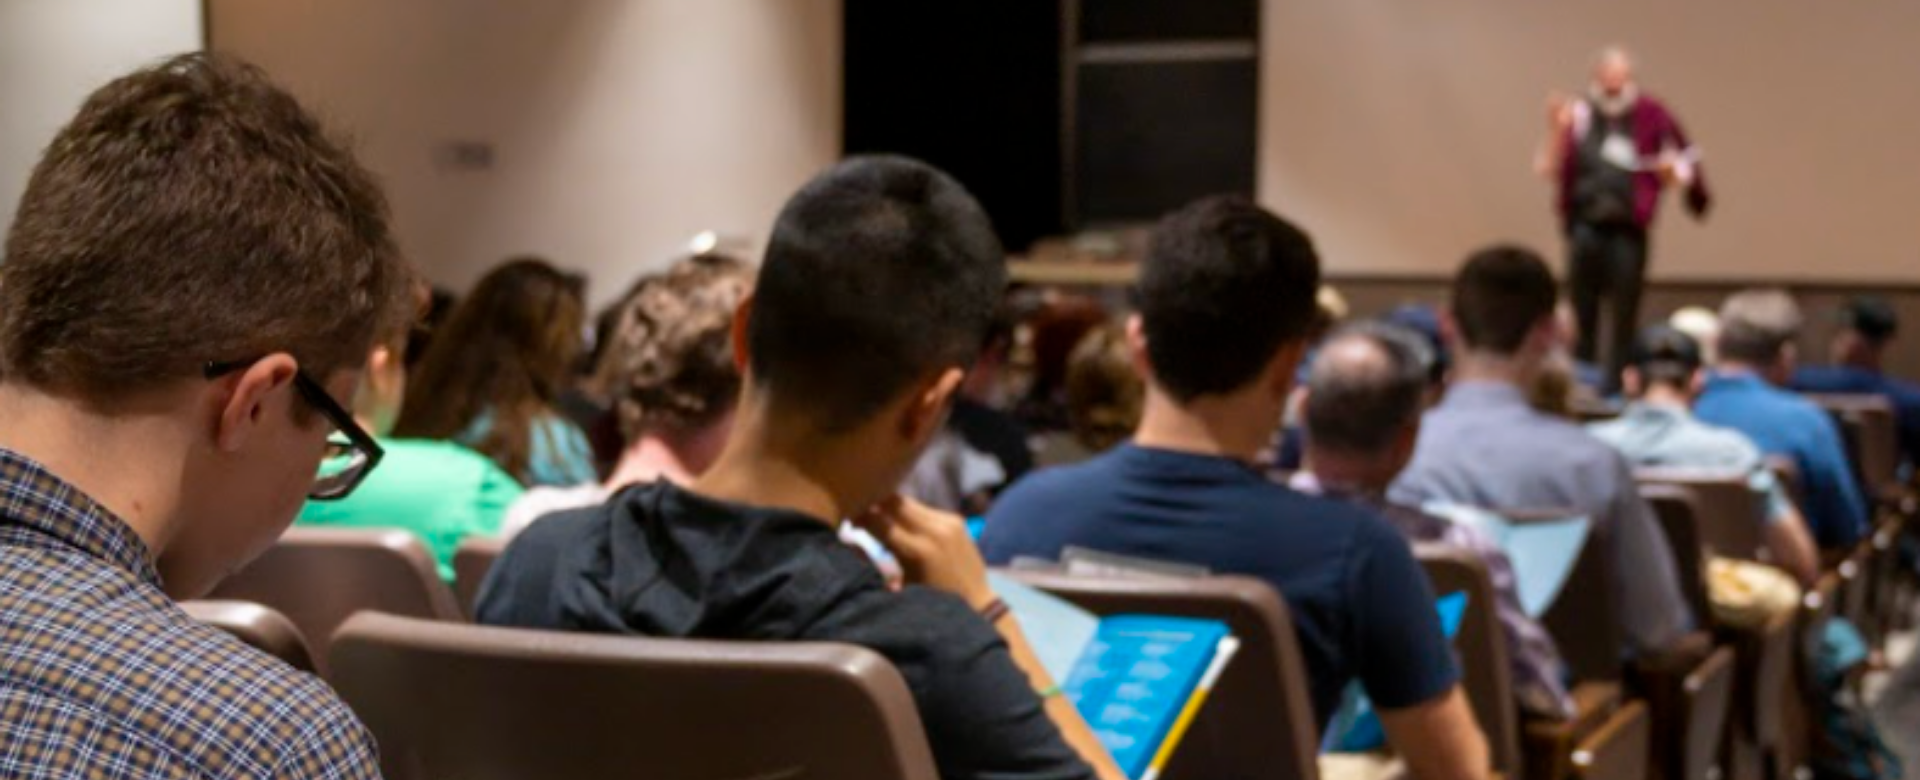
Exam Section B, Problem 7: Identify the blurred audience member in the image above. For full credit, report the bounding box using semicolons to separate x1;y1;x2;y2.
1588;325;1820;585
502;254;752;535
299;285;524;580
1791;296;1920;470
396;257;596;487
1695;290;1867;549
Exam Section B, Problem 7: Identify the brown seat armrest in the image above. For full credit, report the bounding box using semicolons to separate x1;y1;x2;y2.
1570;702;1652;780
1522;682;1622;780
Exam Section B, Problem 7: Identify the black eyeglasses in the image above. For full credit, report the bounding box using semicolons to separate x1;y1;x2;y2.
204;359;384;501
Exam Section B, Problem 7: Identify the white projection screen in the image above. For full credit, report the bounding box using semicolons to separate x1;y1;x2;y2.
0;0;205;240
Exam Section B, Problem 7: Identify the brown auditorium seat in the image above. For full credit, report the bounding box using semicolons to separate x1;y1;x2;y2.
180;600;316;673
453;535;507;618
1411;547;1520;777
1004;570;1319;780
1724;609;1793;780
1634;468;1766;562
1638;484;1715;623
1522;507;1622;685
1804;393;1900;501
1569;701;1651;780
209;527;462;676
330;612;940;780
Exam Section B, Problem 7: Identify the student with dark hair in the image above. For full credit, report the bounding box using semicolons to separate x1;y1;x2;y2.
395;256;597;487
477;156;1123;780
0;53;412;777
501;253;753;535
297;284;525;580
1294;323;1575;720
1791;296;1920;471
981;196;1489;780
1696;290;1868;549
1588;326;1821;585
1391;246;1694;657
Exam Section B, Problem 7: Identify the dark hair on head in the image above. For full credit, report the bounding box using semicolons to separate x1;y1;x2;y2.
1304;323;1433;456
1717;289;1801;365
1;52;413;398
1137;195;1321;401
394;257;585;482
1452;245;1559;355
748;155;1007;432
1627;324;1702;390
598;253;753;443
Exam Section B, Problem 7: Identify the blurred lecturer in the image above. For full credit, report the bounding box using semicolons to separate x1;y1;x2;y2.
1538;45;1712;381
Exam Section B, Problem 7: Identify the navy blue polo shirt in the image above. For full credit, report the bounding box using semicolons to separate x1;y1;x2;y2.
980;444;1459;729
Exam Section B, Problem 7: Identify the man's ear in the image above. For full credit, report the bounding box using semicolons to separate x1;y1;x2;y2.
1621;366;1644;397
1438;311;1465;353
1687;367;1707;397
901;367;965;443
1268;339;1308;398
211;353;300;453
1125;314;1152;377
729;295;755;373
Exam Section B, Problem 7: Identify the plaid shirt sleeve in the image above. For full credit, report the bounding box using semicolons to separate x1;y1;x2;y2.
270;697;382;780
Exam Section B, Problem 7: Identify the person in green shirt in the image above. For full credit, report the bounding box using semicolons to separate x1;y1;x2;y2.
297;296;523;580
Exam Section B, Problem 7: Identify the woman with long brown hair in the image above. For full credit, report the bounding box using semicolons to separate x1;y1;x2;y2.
394;257;596;486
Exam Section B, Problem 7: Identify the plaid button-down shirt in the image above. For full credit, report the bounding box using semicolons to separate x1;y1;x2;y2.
0;448;379;778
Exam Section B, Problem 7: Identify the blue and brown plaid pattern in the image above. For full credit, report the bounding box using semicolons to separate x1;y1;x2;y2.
0;448;379;778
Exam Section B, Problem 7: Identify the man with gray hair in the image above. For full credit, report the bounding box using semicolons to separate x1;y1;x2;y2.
1538;45;1712;380
1293;323;1575;720
1694;289;1867;549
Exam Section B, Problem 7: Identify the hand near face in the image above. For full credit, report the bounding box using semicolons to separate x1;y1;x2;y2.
851;494;994;610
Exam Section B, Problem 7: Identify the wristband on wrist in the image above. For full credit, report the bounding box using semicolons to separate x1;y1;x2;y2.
977;596;1010;625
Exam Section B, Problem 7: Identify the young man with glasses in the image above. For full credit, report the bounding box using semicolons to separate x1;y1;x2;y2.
0;54;412;778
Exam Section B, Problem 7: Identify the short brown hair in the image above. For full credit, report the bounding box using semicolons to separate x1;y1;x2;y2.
1064;324;1143;453
599;254;753;442
1452;245;1558;355
1;53;411;397
1718;289;1802;365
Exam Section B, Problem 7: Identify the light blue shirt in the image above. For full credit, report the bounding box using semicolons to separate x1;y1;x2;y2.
1694;372;1867;549
1587;401;1794;527
1389;381;1694;656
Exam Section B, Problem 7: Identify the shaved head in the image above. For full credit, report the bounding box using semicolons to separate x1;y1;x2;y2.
1593;45;1636;96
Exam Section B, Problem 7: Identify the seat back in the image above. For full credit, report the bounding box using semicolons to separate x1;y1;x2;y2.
331;613;939;780
1005;571;1318;780
210;527;461;675
180;600;316;673
1523;508;1623;684
1806;393;1899;497
1634;468;1766;562
1415;547;1523;776
1637;483;1716;628
453;536;507;618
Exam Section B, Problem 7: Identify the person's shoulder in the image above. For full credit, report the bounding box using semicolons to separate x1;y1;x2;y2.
802;582;1000;665
385;437;519;478
135;609;376;775
990;451;1121;513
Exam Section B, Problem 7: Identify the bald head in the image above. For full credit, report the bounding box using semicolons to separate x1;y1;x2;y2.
1593;46;1636;97
1304;323;1433;458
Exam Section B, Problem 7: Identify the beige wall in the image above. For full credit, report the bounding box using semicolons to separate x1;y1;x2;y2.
210;0;1920;298
209;0;841;305
2;0;203;238
1261;0;1920;283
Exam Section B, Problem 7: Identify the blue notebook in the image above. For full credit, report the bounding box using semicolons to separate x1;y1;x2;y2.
991;574;1239;780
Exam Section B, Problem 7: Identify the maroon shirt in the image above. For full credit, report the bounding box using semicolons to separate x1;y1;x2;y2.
1555;94;1713;229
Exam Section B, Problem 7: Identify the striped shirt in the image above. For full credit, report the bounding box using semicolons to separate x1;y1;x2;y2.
0;447;380;778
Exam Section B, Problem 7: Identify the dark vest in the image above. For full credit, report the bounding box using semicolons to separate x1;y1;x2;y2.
1571;104;1637;227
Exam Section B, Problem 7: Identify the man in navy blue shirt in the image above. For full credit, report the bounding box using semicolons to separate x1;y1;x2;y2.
981;197;1488;780
1791;296;1920;474
1696;290;1867;549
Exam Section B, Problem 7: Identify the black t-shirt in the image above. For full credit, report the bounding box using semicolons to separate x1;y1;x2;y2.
474;482;1093;780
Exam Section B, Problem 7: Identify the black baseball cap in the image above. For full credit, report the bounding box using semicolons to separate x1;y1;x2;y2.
1838;296;1898;344
1628;324;1703;374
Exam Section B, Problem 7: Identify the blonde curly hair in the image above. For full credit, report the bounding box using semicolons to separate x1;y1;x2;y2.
597;253;754;442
